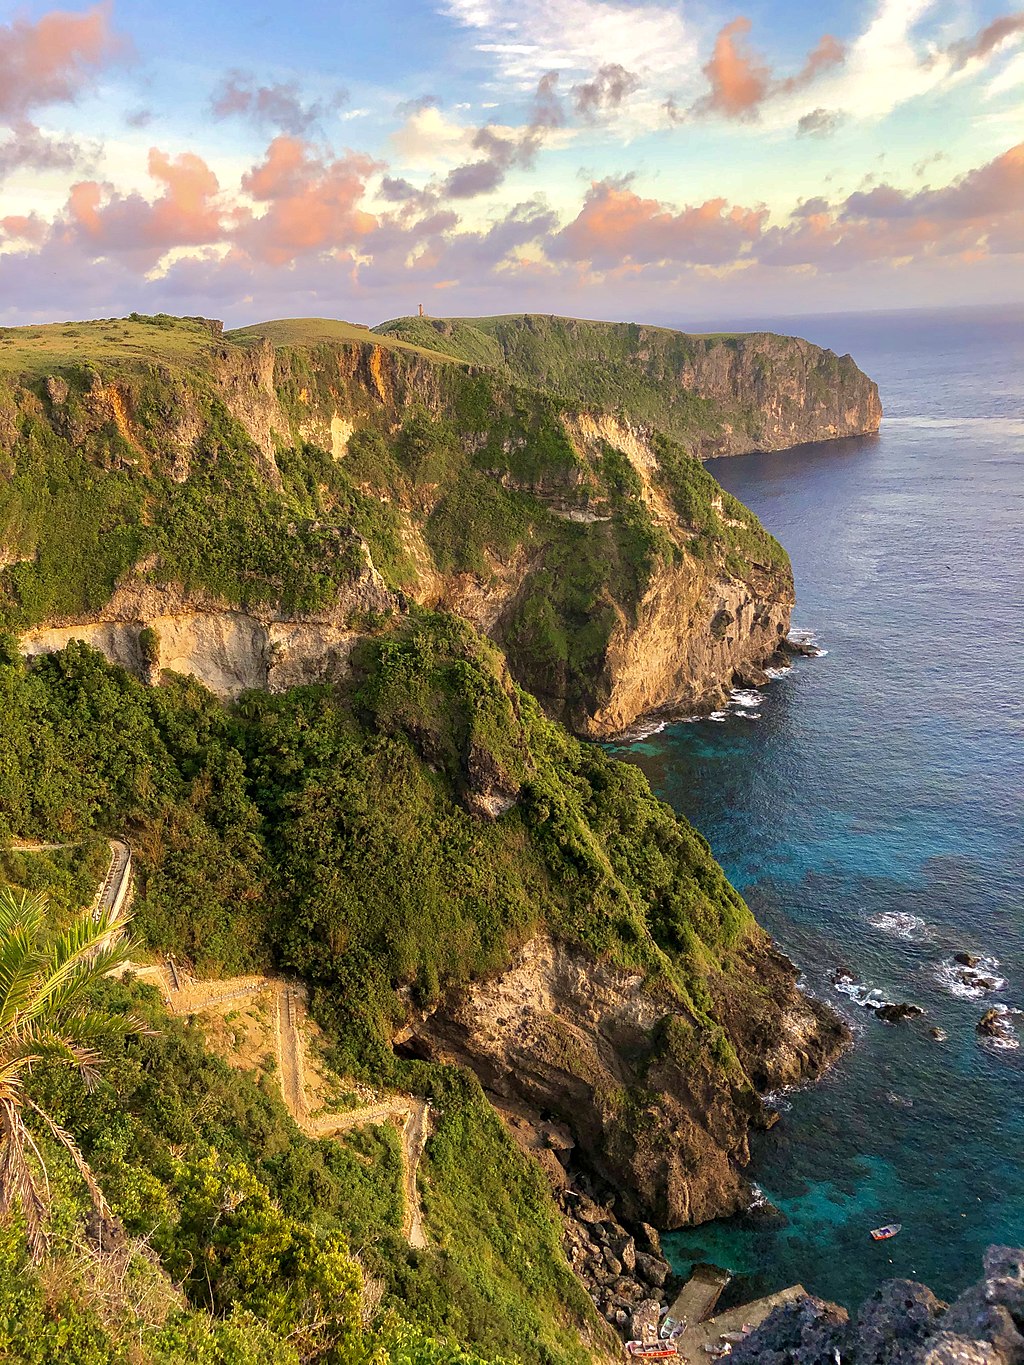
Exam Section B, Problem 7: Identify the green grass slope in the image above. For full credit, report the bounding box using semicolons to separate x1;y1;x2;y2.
374;312;877;458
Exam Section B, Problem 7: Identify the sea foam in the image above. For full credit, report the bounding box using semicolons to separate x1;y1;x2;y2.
868;911;932;942
934;956;1006;999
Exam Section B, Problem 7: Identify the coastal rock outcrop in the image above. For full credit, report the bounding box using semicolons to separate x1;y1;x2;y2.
19;570;400;700
731;1247;1024;1365
406;932;848;1229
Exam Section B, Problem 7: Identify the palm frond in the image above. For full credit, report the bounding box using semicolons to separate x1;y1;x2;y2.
0;1097;48;1261
22;907;135;1024
0;888;48;942
0;885;153;1259
0;926;47;1032
25;1098;109;1220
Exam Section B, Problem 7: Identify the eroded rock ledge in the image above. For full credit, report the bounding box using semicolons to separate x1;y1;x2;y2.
405;933;848;1231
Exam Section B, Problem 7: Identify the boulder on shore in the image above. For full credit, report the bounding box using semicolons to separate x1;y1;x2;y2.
731;1246;1024;1365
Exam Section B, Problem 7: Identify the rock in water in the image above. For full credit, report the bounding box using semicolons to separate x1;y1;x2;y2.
874;1002;926;1023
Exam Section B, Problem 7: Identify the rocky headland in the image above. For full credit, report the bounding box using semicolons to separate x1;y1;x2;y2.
1;311;879;736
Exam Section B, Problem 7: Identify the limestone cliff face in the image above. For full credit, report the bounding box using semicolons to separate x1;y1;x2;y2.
20;567;399;700
578;561;791;738
409;933;848;1229
676;331;883;457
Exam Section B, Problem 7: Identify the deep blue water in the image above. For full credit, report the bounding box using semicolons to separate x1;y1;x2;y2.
607;306;1024;1310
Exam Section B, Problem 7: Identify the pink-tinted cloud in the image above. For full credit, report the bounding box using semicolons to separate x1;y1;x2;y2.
757;143;1024;271
692;17;845;120
552;180;767;267
779;34;845;93
238;136;379;264
843;143;1024;221
65;148;224;261
697;18;771;118
0;3;123;119
946;12;1024;68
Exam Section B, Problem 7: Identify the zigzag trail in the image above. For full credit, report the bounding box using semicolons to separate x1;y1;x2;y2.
120;959;430;1248
11;836;432;1249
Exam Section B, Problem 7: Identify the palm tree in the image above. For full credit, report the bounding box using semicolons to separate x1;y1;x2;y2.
0;886;146;1260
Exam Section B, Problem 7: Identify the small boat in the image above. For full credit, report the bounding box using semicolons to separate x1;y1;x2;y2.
870;1223;902;1241
625;1342;678;1359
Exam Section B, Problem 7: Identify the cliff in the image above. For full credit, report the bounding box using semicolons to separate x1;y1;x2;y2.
408;931;846;1230
0;310;874;735
375;313;883;457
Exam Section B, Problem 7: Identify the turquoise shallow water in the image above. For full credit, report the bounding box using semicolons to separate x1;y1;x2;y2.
605;306;1024;1310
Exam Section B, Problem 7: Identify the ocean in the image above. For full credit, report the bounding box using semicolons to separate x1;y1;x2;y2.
606;305;1024;1309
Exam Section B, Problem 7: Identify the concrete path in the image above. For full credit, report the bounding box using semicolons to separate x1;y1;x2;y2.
7;836;133;927
314;1096;430;1249
667;1264;732;1327
93;839;132;922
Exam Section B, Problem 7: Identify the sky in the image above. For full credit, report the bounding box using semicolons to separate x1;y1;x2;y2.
0;0;1022;328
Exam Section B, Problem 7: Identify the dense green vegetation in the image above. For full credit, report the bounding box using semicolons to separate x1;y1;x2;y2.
0;619;765;1362
374;314;744;449
0;619;752;1028
0;969;530;1364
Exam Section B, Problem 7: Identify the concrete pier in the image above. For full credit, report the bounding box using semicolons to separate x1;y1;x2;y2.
673;1285;807;1363
667;1265;732;1328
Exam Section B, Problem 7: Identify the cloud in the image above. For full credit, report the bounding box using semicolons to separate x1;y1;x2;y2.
945;12;1024;69
842;141;1024;221
395;94;439;118
543;141;1024;284
551;179;767;267
793;196;831;217
211;70;348;135
572;63;641;120
440;0;697;91
238;136;379;264
66;148;224;263
797;107;845;137
778;34;846;93
439;73;567;200
694;18;771;119
379;175;427;203
0;3;124;119
692;17;845;120
0;120;95;181
391;105;480;166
